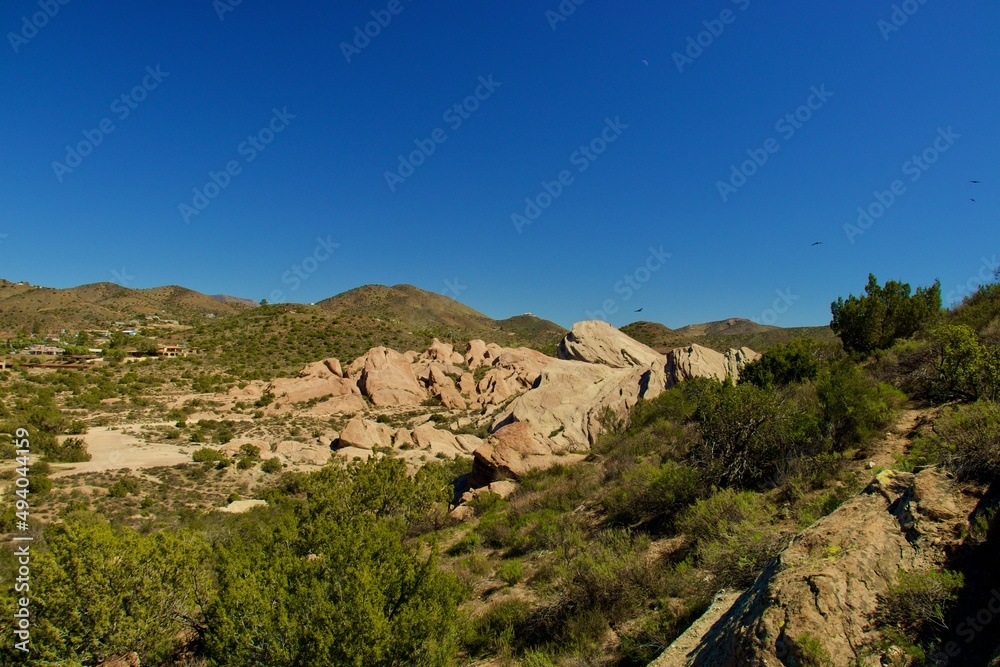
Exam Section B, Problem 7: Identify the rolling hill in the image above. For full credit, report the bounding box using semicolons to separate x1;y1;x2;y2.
622;318;837;353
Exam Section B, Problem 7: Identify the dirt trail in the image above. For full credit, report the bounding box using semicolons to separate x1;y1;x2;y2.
867;403;934;472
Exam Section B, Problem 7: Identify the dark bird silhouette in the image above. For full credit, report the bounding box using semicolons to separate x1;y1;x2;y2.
970;180;981;184
971;198;977;203
811;241;823;246
634;308;643;313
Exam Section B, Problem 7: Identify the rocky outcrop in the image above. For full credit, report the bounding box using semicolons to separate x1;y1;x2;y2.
665;344;759;388
353;347;427;407
337;416;393;450
492;359;664;451
558;320;665;369
652;469;976;667
266;359;363;413
274;440;330;465
471;422;584;485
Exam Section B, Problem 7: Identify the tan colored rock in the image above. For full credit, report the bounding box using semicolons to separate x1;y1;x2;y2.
493;358;664;450
392;428;414;449
652;469;977;667
355;347;426;407
449;504;476;521
458;372;477;396
220;438;268;458
487;480;518;499
471;422;581;485
426;338;454;362
228;380;266;399
274;440;331;466
425;366;467;409
455;434;484;454
338;416;393;450
334;446;374;462
476;369;515;406
558;320;665;368
219;499;268;514
665;344;759;388
465;340;489;368
411;424;466;458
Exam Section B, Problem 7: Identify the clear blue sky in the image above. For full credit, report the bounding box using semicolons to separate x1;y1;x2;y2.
1;0;997;329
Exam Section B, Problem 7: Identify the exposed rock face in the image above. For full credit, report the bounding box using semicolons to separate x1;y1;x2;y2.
492;359;664;451
558;320;665;369
354;347;427;407
471;422;583;485
652;469;976;667
274;440;330;465
337;417;393;450
266;359;362;413
665;344;759;388
423;366;467;409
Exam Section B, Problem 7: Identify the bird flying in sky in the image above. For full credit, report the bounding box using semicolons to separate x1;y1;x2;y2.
634;308;643;312
811;241;823;246
970;180;981;184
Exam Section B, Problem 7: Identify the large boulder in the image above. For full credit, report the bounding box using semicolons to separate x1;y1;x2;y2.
337;416;393;450
558;320;665;368
471;422;581;485
493;358;665;451
665;343;759;388
274;440;330;466
652;469;976;667
353;347;427;407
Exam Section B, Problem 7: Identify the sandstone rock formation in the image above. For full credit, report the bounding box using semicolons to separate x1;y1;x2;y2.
652;469;976;667
665;344;759;388
492;359;664;451
338;416;394;450
351;347;427;407
471;422;584;485
558;320;665;368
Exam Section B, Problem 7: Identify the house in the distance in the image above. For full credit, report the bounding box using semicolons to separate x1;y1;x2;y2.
25;345;65;356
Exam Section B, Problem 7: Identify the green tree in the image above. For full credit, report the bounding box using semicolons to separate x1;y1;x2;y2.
204;458;463;666
2;512;212;666
830;274;941;354
739;338;821;388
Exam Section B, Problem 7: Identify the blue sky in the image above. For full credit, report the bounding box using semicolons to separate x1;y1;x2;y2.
1;0;997;329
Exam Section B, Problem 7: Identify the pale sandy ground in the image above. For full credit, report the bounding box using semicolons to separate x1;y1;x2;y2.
49;427;197;478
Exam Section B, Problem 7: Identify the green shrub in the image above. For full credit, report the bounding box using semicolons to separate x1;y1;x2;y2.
261;457;283;474
678;489;784;587
496;559;523;586
830;274;941;354
876;568;964;641
739;338;820;388
935;401;1000;482
44;437;92;463
191;447;226;463
602;461;701;528
818;362;903;452
108;476;141;498
447;531;481;556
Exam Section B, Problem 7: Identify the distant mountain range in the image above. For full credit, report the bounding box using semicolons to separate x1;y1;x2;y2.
0;278;833;368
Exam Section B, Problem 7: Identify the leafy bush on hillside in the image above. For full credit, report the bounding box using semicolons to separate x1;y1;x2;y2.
831;274;941;354
875;568;963;645
0;512;212;666
739;338;821;389
678;489;785;587
817;361;904;452
602;460;701;528
934;401;1000;482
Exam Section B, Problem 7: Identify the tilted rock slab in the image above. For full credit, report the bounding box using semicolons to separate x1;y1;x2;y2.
558;320;665;369
652;469;975;667
665;344;759;388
